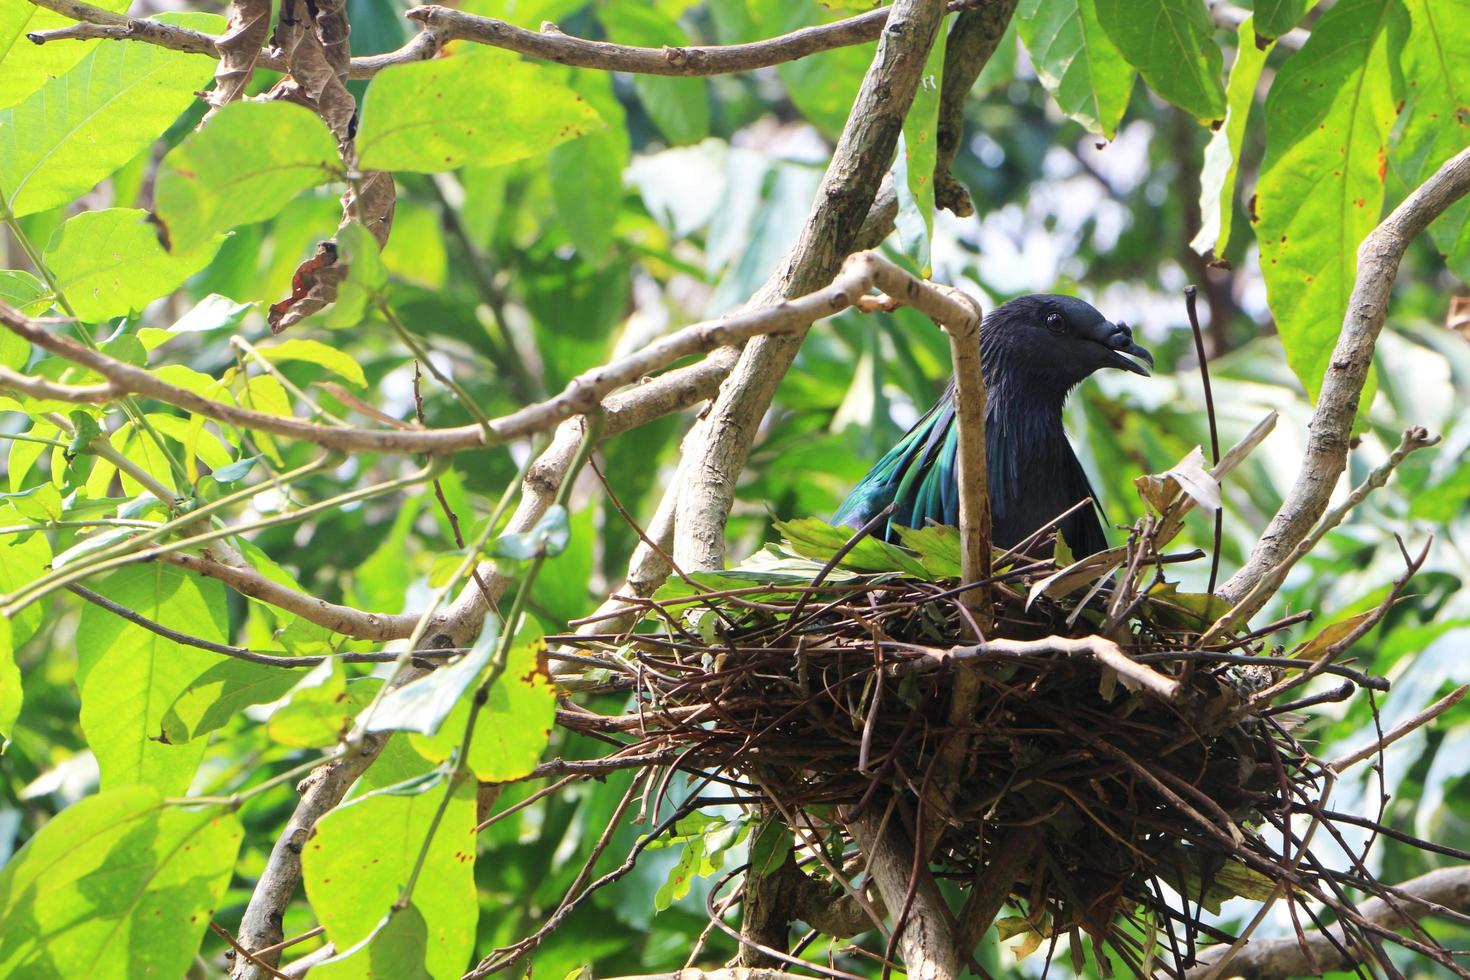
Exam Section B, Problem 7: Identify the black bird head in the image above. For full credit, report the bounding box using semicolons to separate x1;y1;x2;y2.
980;294;1153;401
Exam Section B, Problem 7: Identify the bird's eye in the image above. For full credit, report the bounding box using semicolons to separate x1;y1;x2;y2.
1044;312;1066;335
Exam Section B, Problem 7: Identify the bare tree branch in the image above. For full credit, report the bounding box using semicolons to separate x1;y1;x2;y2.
25;0;986;80
1219;145;1470;605
934;0;1019;217
672;0;957;575
846;808;962;980
230;738;386;979
0;285;860;455
1185;866;1470;979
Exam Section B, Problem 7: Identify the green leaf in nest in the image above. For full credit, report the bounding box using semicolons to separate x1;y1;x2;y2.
773;516;931;578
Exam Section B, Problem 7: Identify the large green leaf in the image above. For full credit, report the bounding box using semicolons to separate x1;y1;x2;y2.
1094;0;1226;124
313;904;433;980
365;618;497;736
0;525;50;646
154;100;341;254
1392;0;1470;281
0;786;241;978
1253;0;1313;40
45;208;222;322
303;754;476;980
1191;17;1271;259
0;0;130;110
75;564;227;794
162;659;302;743
549;69;630;260
0;20;216;218
1255;0;1407;400
0;615;17;748
356;49;604;172
409;638;555;782
1016;0;1134;138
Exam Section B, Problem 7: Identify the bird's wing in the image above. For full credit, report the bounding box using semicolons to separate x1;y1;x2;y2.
1053;443;1109;558
832;389;957;538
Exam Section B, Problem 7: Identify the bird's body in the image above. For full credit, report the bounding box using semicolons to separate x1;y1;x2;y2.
833;294;1152;558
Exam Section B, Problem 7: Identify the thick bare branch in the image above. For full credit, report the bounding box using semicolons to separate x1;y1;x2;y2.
934;0;1019;217
230;738;385;979
1186;866;1470;979
846;808;962;980
673;0;955;575
1220;146;1470;604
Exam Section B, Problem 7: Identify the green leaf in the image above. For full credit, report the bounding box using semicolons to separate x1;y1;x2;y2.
0;269;50;320
266;660;352;747
0;786;242;978
1094;0;1226;124
0;0;131;110
138;292;253;350
303;775;476;980
1191;17;1270;259
0;615;18;748
0;27;216;218
154;100;341;254
1;482;62;522
326;221;387;328
75;564;226;793
313;904;433;980
1255;0;1407;401
366;618;498;736
44;208;222;322
549;70;629;259
774;516;931;577
409;639;555;781
254;337;369;388
1016;0;1135;138
1392;0;1470;281
748;818;794;880
893;25;946;277
356;49;604;172
162;659;302;743
0;520;58;644
488;504;571;561
1254;0;1313;40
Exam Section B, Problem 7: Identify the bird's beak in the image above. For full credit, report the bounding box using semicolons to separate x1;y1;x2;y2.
1087;320;1153;377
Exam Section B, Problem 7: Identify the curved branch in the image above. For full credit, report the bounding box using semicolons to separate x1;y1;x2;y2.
1185;866;1470;979
1219;145;1470;604
0;284;852;455
26;0;983;80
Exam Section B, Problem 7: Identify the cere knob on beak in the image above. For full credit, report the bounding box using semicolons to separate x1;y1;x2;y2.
1102;320;1154;376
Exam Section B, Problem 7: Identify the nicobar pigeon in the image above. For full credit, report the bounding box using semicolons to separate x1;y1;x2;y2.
832;295;1153;559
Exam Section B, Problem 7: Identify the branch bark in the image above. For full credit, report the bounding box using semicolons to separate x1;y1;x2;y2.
230;738;385;979
25;0;984;80
1219;145;1470;605
846;808;963;980
1184;866;1470;979
934;0;1019;217
673;0;957;575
